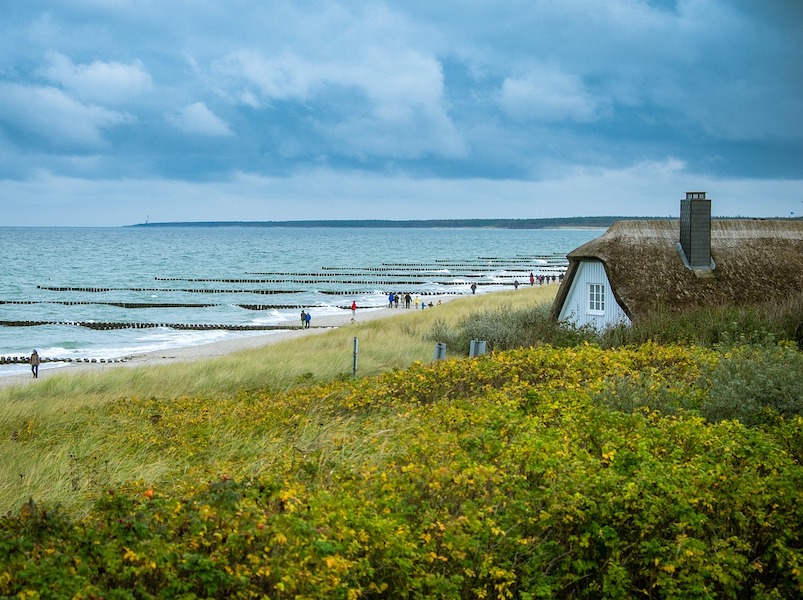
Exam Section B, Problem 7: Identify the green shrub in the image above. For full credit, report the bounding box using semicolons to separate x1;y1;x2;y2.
701;344;803;426
609;299;803;349
425;303;596;354
1;344;802;598
427;297;803;355
590;343;803;429
591;373;704;416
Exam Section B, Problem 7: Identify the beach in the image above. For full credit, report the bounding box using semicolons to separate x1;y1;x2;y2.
0;227;593;369
0;303;427;388
0;226;593;390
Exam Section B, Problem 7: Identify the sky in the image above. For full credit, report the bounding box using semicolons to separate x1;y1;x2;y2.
1;0;801;227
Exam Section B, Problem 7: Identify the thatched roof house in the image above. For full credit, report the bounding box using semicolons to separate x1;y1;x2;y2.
551;194;803;328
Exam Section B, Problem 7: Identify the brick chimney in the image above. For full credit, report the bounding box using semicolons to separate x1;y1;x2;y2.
679;192;712;268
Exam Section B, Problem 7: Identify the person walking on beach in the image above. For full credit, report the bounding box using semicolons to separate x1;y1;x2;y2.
470;282;477;294
394;293;400;308
30;349;40;378
351;301;357;318
529;272;535;286
305;311;311;328
404;293;411;309
388;292;394;308
513;279;519;290
300;310;306;328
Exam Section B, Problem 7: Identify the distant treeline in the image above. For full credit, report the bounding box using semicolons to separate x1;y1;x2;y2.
129;217;659;229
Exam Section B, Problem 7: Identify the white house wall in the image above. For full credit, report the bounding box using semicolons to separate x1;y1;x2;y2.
558;260;630;329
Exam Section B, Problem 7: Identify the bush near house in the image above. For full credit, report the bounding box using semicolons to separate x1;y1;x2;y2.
426;296;803;352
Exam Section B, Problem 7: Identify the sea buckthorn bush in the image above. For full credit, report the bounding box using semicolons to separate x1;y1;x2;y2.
702;343;803;426
426;297;803;354
427;303;595;354
2;343;802;598
590;342;803;427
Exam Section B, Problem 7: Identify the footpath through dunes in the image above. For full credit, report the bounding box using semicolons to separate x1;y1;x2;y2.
0;285;561;391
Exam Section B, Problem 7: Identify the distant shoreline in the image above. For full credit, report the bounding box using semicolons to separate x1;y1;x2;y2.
127;217;648;229
128;216;795;229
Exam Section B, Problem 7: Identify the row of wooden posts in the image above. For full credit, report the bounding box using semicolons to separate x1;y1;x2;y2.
0;320;335;331
36;283;541;293
0;355;127;364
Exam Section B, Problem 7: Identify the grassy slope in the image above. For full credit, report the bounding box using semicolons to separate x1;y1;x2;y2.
2;334;800;597
2;284;801;597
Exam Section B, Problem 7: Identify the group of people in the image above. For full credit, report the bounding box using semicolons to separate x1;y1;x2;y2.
386;292;409;308
299;295;436;329
295;273;566;331
529;272;562;285
471;272;563;294
386;292;439;310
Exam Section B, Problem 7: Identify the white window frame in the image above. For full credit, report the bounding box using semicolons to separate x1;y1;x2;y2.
587;283;605;315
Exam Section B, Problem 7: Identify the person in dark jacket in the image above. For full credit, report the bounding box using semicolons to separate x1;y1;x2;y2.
30;349;40;378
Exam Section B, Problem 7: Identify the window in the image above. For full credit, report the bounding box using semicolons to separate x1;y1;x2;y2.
588;283;605;314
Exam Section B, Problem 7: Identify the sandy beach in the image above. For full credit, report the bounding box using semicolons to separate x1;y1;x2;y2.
0;302;440;388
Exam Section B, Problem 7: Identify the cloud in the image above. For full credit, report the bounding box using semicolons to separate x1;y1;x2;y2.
0;82;133;148
496;66;600;122
211;51;317;102
210;47;464;159
0;1;800;224
320;50;466;159
38;53;153;104
167;102;233;137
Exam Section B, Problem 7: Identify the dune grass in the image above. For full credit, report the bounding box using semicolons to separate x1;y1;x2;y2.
0;286;558;514
0;286;558;405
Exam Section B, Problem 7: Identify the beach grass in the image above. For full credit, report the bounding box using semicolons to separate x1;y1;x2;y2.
0;286;558;404
0;286;558;514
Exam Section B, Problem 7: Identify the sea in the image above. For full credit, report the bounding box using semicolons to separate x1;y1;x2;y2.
0;226;603;377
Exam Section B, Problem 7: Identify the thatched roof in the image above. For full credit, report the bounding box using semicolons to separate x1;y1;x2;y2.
551;219;803;321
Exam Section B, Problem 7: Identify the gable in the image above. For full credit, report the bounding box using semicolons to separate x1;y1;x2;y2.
556;259;630;328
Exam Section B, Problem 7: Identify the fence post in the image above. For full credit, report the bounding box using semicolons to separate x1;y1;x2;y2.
352;337;359;376
469;339;488;357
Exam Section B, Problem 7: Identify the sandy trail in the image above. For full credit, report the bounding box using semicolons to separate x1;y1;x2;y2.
0;301;442;388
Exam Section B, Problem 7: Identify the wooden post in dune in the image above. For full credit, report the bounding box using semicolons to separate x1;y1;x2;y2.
352;337;359;377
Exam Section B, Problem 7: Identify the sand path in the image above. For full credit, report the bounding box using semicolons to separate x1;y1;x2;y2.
0;302;442;388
